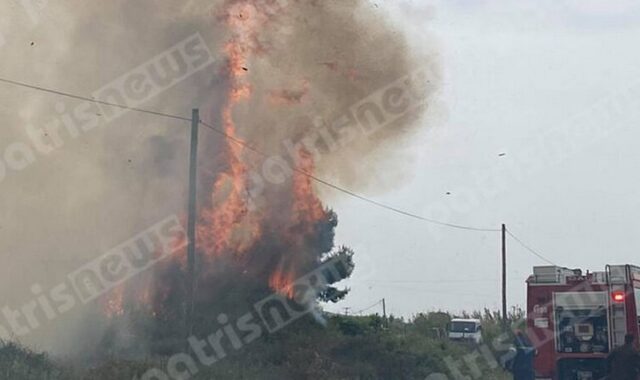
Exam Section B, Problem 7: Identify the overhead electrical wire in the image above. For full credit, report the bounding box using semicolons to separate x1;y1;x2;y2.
353;299;383;315
0;76;500;233
198;122;500;232
0;77;563;289
505;228;557;266
0;77;192;123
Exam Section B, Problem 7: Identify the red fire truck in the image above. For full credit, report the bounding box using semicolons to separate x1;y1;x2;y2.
526;264;640;380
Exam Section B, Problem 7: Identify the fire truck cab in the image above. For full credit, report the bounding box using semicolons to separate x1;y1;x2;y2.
526;264;640;380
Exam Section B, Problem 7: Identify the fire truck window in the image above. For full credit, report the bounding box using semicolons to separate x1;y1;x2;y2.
556;307;609;354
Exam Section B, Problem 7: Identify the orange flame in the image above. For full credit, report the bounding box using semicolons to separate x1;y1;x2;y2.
291;148;326;224
197;1;276;259
269;268;296;298
103;1;334;319
268;148;327;295
103;285;125;318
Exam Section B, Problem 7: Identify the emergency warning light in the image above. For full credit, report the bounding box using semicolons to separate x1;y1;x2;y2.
611;291;625;303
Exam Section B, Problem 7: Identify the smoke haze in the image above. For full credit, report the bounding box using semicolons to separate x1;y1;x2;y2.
0;0;439;355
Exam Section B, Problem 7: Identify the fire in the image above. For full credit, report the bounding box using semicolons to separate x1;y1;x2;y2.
103;1;334;319
103;285;125;318
197;1;274;259
269;80;310;106
268;149;328;295
200;1;328;294
291;148;326;224
269;268;296;298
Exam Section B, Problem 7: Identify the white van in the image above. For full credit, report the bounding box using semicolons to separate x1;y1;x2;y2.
448;318;482;344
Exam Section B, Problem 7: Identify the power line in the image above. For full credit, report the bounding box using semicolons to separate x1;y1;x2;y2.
0;75;566;313
199;119;500;232
0;77;192;123
354;299;383;315
0;76;499;233
373;285;494;299
505;228;557;266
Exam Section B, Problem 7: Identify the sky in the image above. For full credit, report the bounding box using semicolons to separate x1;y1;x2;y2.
325;0;640;317
2;1;640;347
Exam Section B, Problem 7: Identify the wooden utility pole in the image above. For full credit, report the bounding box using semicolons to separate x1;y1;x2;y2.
501;223;507;329
187;108;199;335
382;298;387;320
382;298;387;328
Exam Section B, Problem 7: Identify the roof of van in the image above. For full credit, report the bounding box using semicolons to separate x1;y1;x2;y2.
451;318;481;323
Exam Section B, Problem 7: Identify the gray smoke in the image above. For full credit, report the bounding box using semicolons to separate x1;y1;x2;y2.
0;0;439;356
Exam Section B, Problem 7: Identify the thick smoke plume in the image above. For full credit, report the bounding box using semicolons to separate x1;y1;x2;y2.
0;0;439;357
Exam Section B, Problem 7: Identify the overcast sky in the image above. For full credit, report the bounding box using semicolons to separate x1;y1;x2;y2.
325;0;640;317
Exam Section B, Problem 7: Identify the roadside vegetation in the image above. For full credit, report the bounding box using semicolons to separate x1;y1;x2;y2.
0;309;523;379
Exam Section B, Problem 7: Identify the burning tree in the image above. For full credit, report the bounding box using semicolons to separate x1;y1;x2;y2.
88;0;437;358
98;0;359;355
100;209;355;355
